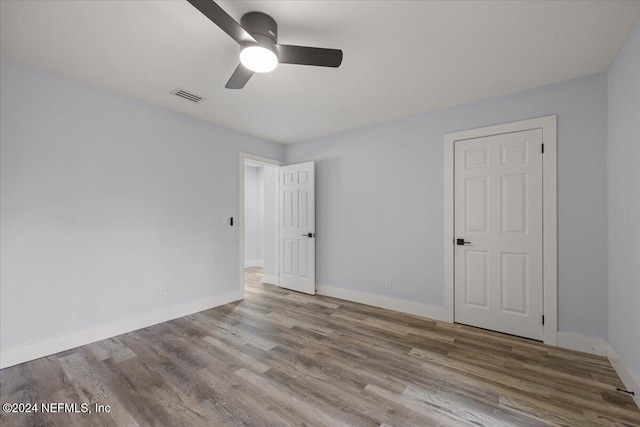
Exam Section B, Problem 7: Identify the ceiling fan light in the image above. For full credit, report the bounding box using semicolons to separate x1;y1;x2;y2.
239;45;278;73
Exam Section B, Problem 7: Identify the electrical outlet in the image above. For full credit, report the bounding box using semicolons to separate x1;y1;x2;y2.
385;278;392;289
159;287;167;299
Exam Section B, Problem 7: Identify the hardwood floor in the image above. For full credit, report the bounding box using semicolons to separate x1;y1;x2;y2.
1;267;638;426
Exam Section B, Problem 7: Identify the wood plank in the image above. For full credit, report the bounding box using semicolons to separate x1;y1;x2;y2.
0;267;637;426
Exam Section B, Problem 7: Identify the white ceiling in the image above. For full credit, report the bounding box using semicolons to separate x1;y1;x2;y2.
2;1;639;144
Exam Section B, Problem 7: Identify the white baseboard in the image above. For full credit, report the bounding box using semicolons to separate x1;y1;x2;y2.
317;286;612;358
0;290;244;369
244;260;264;268
262;274;278;285
556;332;607;356
316;284;448;321
607;343;640;408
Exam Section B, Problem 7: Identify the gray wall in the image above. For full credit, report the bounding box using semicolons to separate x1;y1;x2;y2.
0;54;616;350
0;59;285;350
607;22;640;383
244;165;263;263
287;73;608;340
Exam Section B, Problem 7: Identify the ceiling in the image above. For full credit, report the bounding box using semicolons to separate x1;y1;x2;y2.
2;1;639;144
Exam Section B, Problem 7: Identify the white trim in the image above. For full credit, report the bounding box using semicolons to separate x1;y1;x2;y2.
607;343;640;408
443;133;455;323
444;115;558;346
0;290;243;369
317;285;448;321
262;274;278;285
541;116;558;346
239;153;283;296
244;260;264;268
556;332;606;356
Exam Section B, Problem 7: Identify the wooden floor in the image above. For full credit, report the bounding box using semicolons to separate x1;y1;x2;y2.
1;268;638;426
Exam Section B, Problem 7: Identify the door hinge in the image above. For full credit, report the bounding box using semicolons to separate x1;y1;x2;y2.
541;144;544;153
542;315;545;325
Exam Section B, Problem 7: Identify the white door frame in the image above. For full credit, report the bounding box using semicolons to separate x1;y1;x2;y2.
238;153;283;297
444;115;557;346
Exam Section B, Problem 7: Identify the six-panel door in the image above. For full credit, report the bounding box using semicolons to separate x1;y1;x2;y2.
279;161;316;295
454;129;543;340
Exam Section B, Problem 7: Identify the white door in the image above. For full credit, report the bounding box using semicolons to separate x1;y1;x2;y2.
279;162;315;294
454;129;543;340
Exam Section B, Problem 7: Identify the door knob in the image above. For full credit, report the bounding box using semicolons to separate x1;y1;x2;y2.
456;238;471;246
302;233;315;238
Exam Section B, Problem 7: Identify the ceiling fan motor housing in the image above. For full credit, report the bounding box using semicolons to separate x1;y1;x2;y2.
241;12;278;55
186;0;343;88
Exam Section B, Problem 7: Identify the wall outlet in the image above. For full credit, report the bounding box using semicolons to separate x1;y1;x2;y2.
159;286;167;299
385;278;393;289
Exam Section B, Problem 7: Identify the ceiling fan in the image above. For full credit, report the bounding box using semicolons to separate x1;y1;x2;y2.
187;0;343;89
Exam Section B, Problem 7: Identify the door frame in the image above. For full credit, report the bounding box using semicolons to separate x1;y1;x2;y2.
444;115;557;346
238;153;283;297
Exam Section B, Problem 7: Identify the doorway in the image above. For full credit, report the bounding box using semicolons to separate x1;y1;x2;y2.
243;158;279;291
238;153;317;297
444;116;558;345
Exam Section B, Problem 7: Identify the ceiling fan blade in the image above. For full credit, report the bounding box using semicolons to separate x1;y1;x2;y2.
187;0;256;45
277;45;343;68
225;64;254;89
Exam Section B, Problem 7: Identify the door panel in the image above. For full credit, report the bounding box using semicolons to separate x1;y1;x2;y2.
501;252;528;314
465;250;489;308
465;177;488;233
283;239;293;275
283;192;293;227
501;174;528;234
454;129;543;340
298;190;308;227
279;162;315;295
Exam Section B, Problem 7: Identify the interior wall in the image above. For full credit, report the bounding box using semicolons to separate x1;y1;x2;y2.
0;50;622;355
0;58;285;351
244;165;264;265
286;72;608;340
262;166;279;282
607;22;640;385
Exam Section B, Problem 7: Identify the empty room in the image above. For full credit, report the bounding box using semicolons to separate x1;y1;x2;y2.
1;0;639;426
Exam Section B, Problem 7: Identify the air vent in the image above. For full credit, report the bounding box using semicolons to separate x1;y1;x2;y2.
171;88;205;103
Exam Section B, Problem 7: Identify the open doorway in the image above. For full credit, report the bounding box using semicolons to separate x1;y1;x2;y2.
239;153;316;296
243;157;279;292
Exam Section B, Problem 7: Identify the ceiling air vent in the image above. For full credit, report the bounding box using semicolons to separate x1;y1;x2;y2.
171;88;205;103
